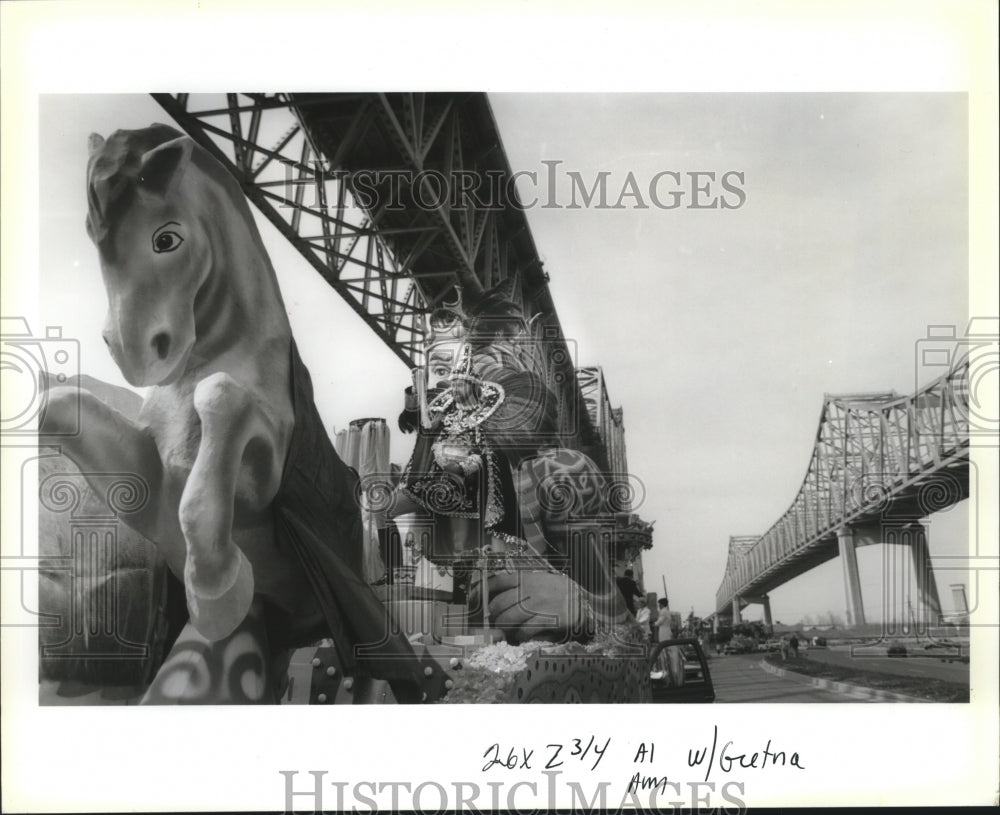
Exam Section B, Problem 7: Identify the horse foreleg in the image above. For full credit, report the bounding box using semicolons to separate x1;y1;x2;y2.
179;373;284;642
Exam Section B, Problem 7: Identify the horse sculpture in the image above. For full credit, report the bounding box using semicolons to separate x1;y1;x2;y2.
39;123;445;703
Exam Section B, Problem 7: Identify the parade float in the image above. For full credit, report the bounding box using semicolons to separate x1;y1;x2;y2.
36;100;694;706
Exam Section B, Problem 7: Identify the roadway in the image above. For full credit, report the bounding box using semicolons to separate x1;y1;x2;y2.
708;653;875;703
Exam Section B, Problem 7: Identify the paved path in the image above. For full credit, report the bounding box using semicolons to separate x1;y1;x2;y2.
708;653;875;703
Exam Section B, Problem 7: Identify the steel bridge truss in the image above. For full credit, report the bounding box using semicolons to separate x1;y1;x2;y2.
717;360;971;614
154;94;418;364
154;93;594;448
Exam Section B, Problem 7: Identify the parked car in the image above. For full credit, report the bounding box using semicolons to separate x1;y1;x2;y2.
722;636;756;655
923;640;969;663
649;638;715;703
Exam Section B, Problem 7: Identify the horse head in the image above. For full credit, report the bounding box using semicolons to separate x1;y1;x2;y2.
86;124;266;387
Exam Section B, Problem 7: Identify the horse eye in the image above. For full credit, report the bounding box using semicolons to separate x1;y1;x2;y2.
152;231;183;253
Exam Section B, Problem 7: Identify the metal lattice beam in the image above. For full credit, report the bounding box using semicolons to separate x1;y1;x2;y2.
153;92;426;365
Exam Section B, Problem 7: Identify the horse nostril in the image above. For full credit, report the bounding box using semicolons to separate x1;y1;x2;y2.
102;333;110;347
152;332;171;361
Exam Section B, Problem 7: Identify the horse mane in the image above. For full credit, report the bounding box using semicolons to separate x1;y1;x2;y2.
85;123;185;253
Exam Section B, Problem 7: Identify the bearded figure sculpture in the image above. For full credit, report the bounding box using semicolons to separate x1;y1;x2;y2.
389;282;632;644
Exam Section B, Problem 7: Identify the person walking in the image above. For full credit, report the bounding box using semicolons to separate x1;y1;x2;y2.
653;598;671;642
789;634;799;658
653;599;684;687
635;597;652;640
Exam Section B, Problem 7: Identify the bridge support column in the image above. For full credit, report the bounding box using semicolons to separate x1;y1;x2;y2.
908;525;942;627
732;596;742;624
761;595;773;632
837;526;866;627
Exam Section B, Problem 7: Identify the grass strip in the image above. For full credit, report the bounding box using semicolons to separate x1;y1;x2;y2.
763;654;969;703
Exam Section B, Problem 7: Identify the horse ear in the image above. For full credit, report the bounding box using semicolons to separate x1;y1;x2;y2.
88;133;105;155
138;136;193;194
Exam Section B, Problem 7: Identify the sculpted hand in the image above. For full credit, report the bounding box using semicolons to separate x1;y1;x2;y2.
471;570;593;644
450;377;481;410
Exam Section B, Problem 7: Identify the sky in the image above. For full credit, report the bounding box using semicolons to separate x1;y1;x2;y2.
37;92;971;624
